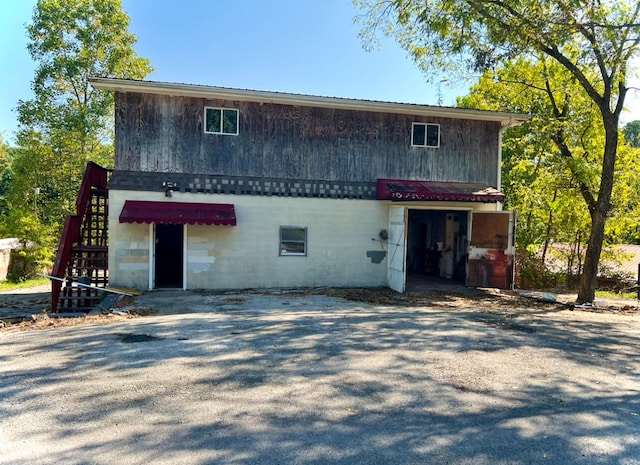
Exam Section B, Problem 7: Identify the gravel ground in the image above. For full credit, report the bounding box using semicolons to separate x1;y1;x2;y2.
1;287;639;464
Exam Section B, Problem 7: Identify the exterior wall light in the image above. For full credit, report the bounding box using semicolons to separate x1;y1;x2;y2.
163;181;177;197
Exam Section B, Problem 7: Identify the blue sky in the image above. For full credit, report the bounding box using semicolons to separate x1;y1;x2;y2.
1;0;638;144
0;0;460;144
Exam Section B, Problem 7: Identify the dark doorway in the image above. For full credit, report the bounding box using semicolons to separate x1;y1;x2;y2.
155;224;183;289
406;209;469;285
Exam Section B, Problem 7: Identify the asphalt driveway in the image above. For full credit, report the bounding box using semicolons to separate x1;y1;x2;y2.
1;290;639;464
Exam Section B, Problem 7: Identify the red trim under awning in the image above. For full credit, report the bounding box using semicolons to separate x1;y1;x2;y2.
377;179;505;203
119;201;237;225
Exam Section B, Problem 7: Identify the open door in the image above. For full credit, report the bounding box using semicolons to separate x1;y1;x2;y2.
388;206;407;292
468;211;515;289
154;223;184;289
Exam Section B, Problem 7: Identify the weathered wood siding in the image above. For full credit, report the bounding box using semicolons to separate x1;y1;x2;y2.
115;92;501;185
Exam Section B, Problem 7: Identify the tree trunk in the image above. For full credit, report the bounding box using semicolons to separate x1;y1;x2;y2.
577;206;606;303
576;114;619;303
541;188;557;265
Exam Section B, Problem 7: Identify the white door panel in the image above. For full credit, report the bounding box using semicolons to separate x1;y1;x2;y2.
388;206;407;293
468;211;515;289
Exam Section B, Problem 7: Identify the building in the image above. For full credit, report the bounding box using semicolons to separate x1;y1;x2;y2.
0;238;23;281
52;78;528;312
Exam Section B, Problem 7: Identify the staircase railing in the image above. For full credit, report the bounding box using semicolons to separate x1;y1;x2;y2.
51;162;110;313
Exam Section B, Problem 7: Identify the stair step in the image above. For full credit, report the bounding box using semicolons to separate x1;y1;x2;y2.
59;304;102;310
54;309;95;315
60;293;103;299
60;288;105;294
61;284;106;289
72;245;108;252
61;285;106;291
71;265;109;275
63;274;107;278
52;162;110;314
68;269;108;273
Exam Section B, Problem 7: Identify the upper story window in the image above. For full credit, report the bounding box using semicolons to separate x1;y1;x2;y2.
411;122;440;148
205;107;239;135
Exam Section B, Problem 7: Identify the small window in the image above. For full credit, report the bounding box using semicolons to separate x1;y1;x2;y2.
412;122;440;148
204;107;239;135
280;227;307;256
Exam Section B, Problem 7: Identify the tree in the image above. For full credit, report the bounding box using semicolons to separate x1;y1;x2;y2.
624;120;640;147
14;0;152;221
0;136;12;219
2;209;55;282
355;0;640;302
4;0;152;280
19;0;152;141
459;59;640;285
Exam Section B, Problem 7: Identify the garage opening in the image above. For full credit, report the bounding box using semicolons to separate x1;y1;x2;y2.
154;224;184;289
406;209;469;289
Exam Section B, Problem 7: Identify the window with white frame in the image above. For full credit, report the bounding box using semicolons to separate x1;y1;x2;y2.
279;226;307;256
411;122;440;148
204;107;239;135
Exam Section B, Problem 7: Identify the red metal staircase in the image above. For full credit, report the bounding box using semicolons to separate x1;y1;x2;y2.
51;162;110;313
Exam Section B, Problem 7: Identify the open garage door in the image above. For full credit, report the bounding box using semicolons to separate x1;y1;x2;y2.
388;206;407;293
468;211;515;289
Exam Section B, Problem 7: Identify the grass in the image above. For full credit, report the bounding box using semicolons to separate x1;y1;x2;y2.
0;277;49;292
595;290;638;300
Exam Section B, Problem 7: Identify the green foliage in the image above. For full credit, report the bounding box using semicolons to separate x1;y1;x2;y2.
606;143;640;244
2;0;152;280
19;0;152;139
0;137;12;218
355;0;640;301
8;130;76;227
458;59;640;286
623;120;640;148
6;0;151;239
515;247;558;290
3;210;55;282
355;0;639;96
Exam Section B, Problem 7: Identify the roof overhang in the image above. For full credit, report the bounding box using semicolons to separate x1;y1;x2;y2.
89;77;530;127
377;179;505;203
119;201;237;225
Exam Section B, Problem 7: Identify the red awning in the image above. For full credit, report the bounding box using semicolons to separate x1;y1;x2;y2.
377;179;505;203
119;201;237;225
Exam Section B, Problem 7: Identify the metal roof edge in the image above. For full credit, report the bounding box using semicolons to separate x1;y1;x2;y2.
89;77;530;127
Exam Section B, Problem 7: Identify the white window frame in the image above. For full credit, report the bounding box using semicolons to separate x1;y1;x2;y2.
204;107;239;135
279;226;307;256
411;122;440;148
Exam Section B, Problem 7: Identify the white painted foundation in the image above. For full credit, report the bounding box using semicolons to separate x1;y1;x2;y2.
108;190;500;291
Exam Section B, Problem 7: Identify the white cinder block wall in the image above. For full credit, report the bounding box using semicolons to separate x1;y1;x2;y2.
108;190;390;290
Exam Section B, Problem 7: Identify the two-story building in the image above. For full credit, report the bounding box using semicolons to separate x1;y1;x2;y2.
86;77;527;294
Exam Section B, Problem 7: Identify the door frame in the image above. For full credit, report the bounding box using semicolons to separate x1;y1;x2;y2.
149;223;188;290
388;205;481;293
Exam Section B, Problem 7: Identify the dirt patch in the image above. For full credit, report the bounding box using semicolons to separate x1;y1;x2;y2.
0;309;147;333
0;286;152;333
1;285;638;333
316;287;640;316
